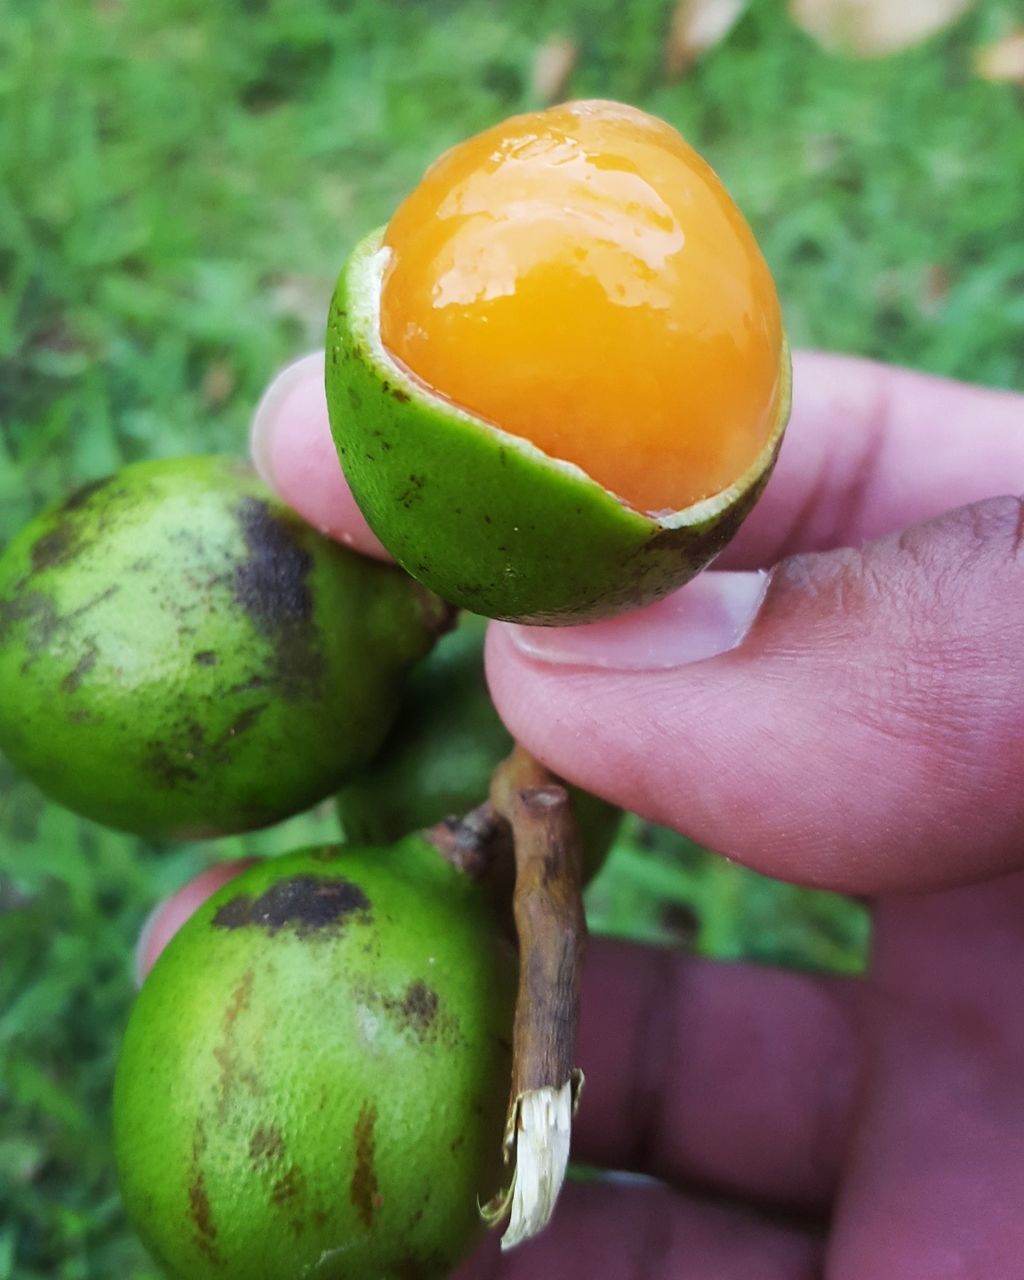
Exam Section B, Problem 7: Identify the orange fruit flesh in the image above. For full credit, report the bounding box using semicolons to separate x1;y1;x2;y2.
380;100;783;516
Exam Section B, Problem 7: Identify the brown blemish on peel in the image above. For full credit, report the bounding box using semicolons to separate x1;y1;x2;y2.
30;524;77;573
350;1103;382;1229
59;476;112;513
249;1125;285;1162
189;1172;219;1262
374;979;459;1047
232;498;313;628
61;644;97;694
224;969;255;1027
271;1164;306;1207
230;498;325;700
212;875;371;936
393;981;438;1036
213;970;261;1115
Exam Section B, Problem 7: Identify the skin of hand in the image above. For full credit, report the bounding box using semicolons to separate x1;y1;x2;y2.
139;351;1024;1279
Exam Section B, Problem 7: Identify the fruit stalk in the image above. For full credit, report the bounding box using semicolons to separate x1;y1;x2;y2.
483;746;586;1249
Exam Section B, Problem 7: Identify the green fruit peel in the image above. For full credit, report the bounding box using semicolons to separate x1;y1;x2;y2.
0;456;448;837
326;227;792;625
115;841;516;1280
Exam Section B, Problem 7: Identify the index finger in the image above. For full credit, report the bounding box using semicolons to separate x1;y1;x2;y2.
249;349;1024;565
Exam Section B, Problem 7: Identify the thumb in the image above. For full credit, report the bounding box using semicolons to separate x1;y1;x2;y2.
486;496;1024;895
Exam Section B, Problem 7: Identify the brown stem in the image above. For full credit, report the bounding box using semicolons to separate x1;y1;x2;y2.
478;745;587;1248
490;746;587;1101
424;745;587;1245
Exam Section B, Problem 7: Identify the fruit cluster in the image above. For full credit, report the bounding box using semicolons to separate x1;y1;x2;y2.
0;100;787;1279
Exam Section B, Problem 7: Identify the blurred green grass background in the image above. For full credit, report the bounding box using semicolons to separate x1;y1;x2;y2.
1;0;1022;1274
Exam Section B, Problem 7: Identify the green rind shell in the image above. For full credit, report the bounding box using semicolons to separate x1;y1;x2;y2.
337;612;621;881
114;841;516;1280
326;227;792;625
0;456;447;837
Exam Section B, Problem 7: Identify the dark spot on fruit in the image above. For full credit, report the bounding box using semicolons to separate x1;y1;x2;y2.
59;476;111;512
61;644;97;694
392;387;410;403
231;497;323;700
396;981;438;1034
271;1164;306;1206
189;1172;218;1258
145;741;201;788
225;704;265;738
449;1134;465;1155
376;980;460;1047
0;590;58;650
30;523;77;573
224;969;255;1027
233;498;313;626
194;650;219;666
350;1103;381;1229
249;1124;285;1162
212;875;371;935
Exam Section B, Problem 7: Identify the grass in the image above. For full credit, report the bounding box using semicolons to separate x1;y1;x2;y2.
1;0;1021;1273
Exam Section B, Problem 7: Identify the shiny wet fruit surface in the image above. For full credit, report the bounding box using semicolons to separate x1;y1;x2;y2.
115;841;516;1280
380;99;783;516
326;101;789;624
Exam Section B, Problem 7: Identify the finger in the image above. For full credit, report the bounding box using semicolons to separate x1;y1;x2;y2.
249;350;1024;567
249;352;391;560
455;1181;822;1280
574;939;859;1210
487;496;1024;894
719;351;1024;569
134;859;254;984
828;873;1024;1279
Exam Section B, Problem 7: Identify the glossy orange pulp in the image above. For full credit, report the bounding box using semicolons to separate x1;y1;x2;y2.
380;100;783;515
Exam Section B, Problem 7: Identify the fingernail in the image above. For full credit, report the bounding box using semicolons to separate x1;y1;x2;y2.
505;571;770;670
249;351;325;487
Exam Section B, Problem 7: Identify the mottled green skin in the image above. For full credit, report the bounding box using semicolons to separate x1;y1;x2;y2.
338;613;620;880
326;228;791;625
0;457;448;837
115;841;516;1280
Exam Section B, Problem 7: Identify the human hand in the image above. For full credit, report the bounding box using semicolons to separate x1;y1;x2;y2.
140;350;1024;1277
251;348;1024;896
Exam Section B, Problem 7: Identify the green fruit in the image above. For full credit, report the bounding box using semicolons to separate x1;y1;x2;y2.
0;457;449;837
337;612;621;879
115;841;515;1280
325;228;790;625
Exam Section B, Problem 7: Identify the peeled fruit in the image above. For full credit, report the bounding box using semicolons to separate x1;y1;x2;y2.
326;99;790;624
115;842;516;1280
0;457;449;837
337;612;621;880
